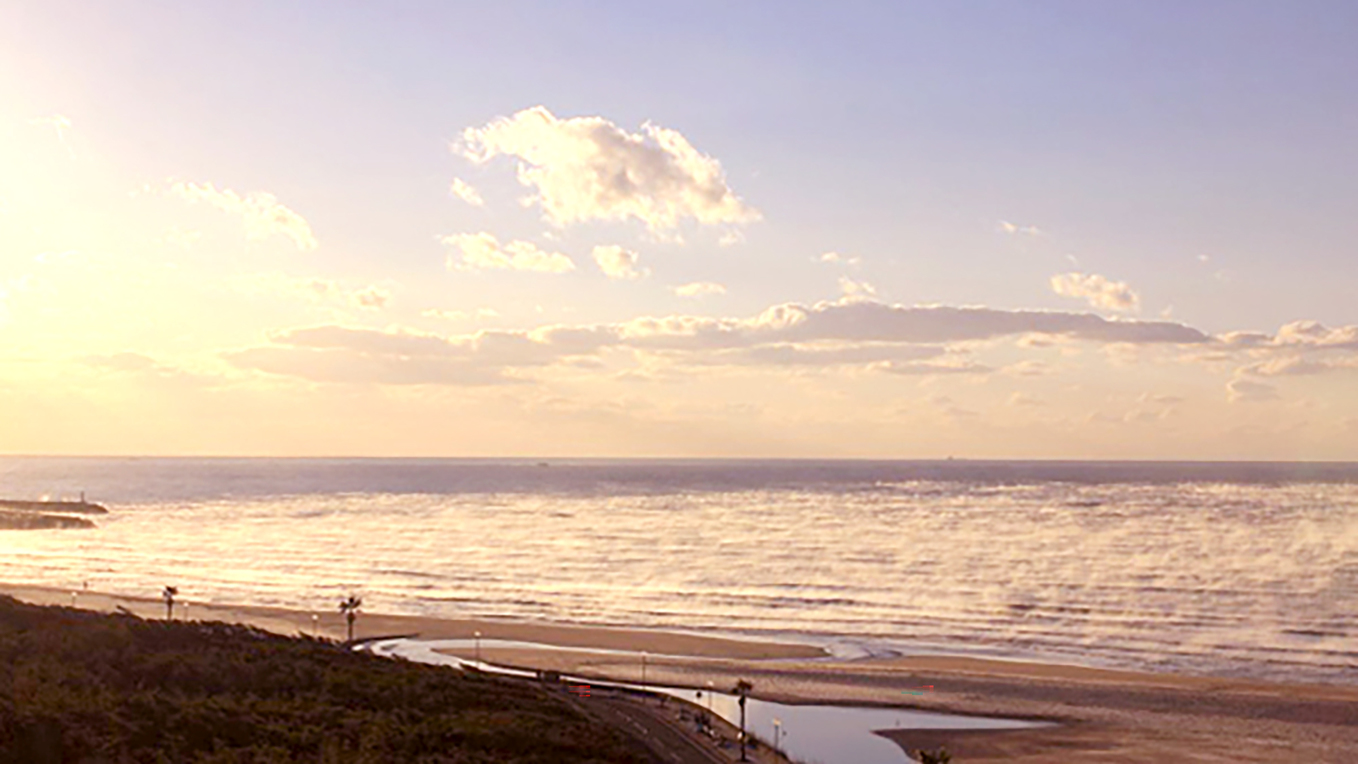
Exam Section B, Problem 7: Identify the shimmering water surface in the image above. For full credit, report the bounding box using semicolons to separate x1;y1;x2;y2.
1;458;1355;684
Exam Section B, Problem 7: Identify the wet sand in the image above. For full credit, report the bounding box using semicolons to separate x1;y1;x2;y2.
5;583;1355;762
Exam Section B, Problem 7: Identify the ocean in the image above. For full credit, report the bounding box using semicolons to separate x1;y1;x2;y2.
1;457;1354;685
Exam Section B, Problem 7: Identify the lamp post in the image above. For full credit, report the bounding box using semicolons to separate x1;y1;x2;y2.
474;631;481;665
706;680;713;715
773;718;782;755
311;613;319;637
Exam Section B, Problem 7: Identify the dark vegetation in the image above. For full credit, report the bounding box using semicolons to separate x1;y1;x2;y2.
0;510;94;530
0;596;652;763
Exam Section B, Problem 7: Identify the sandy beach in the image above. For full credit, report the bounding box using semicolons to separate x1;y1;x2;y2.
5;583;1355;763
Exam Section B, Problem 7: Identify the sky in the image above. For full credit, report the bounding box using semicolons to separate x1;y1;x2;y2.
1;1;1356;458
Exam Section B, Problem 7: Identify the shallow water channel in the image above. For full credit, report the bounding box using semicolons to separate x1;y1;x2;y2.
368;638;1047;764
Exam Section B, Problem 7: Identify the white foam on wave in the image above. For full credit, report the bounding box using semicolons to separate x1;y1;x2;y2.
2;471;1355;685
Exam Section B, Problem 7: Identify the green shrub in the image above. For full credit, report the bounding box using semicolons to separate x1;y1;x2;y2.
0;596;648;763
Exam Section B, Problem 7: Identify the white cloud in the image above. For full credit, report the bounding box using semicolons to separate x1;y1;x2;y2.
592;245;646;280
450;178;485;207
1241;356;1358;377
999;221;1041;236
820;251;862;266
838;276;877;299
442;232;575;274
1050;272;1140;312
171;182;317;251
458;105;760;232
229;298;1214;387
673;282;726;298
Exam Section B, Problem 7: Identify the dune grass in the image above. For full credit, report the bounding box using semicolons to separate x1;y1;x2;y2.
0;596;651;763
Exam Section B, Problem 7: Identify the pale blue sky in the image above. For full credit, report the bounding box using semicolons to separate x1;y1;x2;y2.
1;2;1356;457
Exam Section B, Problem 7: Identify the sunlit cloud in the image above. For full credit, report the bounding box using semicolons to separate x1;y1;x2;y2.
228;298;1214;388
442;232;575;273
450;178;484;207
1050;272;1140;312
592;245;646;280
458;105;760;232
838;276;877;299
999;220;1042;236
673;282;726;298
820;251;862;266
171;182;318;250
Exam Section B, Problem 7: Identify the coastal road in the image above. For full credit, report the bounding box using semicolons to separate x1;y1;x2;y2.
564;688;731;764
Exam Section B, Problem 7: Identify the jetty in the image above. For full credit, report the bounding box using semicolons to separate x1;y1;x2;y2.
0;499;109;515
0;497;108;530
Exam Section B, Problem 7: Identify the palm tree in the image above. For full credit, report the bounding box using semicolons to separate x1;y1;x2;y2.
339;595;362;643
733;679;753;761
162;586;178;620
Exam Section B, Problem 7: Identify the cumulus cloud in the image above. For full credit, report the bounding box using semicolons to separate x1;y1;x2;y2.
592;245;646;280
228;298;1213;387
1050;272;1140;312
457;105;759;231
450;178;484;206
443;232;574;273
821;251;862;266
673;282;726;298
1240;356;1358;377
1216;320;1358;389
999;221;1041;236
171;182;317;251
838;276;877;299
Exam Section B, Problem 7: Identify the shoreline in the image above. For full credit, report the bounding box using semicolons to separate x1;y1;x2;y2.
5;582;1356;762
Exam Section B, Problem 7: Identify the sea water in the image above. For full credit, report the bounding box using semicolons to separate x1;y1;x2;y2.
0;457;1354;685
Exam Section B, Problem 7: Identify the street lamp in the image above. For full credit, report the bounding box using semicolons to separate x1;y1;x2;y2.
773;718;782;754
474;631;481;665
706;680;714;715
311;613;319;637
